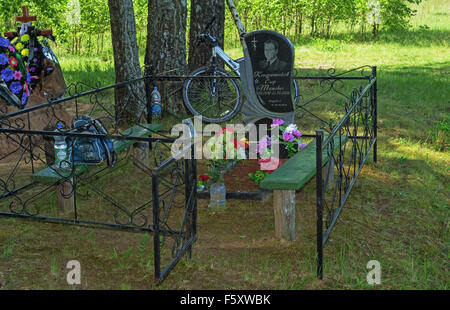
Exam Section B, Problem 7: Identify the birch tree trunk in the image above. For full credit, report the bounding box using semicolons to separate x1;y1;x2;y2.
108;0;146;125
145;0;187;115
188;0;225;72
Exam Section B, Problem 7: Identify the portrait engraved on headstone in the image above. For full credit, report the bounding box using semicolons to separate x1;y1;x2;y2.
258;39;288;72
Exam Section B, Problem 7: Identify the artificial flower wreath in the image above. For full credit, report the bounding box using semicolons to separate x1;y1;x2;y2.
0;33;44;109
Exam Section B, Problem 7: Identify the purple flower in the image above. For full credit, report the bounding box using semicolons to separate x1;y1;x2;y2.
299;142;306;150
257;138;268;154
21;92;27;105
292;130;302;138
8;45;15;53
282;132;294;142
0;53;8;65
271;118;284;128
26;73;31;84
0;37;10;48
9;81;22;94
1;68;14;82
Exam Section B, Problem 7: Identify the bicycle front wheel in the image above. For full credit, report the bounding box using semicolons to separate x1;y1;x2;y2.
183;67;242;123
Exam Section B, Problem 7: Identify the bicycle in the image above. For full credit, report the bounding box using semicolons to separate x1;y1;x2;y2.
182;17;299;123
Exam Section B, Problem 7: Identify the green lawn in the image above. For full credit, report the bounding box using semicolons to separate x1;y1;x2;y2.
0;0;448;290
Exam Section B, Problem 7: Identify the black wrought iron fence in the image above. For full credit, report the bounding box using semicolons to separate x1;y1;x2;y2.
0;65;376;284
293;66;377;279
0;76;197;285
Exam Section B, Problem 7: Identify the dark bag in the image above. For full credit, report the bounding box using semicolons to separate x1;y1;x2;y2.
69;116;117;166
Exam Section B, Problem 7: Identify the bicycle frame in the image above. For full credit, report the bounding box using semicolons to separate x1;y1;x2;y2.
212;46;241;76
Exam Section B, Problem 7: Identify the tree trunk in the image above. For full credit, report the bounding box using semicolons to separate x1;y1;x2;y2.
145;0;187;115
243;7;248;32
326;16;332;39
108;0;146;125
372;23;378;39
188;0;225;72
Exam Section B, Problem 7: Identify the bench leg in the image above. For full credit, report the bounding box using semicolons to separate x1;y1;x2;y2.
56;178;74;214
133;142;150;170
273;190;296;241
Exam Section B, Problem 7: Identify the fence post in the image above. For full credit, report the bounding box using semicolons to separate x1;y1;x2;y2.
133;73;152;170
316;130;324;279
372;66;377;164
185;144;198;258
144;71;153;151
152;173;161;283
184;156;194;259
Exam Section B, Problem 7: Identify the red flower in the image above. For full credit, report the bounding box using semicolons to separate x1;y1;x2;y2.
199;174;210;182
231;139;238;149
219;127;234;135
8;57;18;67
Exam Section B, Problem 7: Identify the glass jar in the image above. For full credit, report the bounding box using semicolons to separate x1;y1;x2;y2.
209;182;226;210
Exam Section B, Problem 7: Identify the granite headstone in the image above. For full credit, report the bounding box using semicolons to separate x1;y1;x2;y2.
240;30;296;125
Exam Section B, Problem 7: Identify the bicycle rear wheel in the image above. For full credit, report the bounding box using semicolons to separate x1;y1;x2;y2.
183;66;242;123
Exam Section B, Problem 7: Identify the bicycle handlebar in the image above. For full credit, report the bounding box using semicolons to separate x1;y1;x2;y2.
198;33;219;48
196;17;218;47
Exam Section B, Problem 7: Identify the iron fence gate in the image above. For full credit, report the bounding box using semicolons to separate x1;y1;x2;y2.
0;76;197;284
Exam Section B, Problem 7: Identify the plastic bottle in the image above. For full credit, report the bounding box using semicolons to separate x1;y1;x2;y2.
151;86;161;120
209;182;226;209
54;124;70;169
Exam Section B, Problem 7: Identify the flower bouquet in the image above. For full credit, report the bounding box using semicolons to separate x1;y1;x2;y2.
198;127;248;191
197;174;210;192
249;118;306;184
0;34;41;108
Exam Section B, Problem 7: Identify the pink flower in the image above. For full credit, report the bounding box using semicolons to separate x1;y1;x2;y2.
271;118;284;128
23;82;30;96
258;157;281;172
13;71;22;80
8;46;15;53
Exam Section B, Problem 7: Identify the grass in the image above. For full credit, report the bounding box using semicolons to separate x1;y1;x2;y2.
0;0;449;290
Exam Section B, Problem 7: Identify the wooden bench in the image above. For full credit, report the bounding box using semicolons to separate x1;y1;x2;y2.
31;123;162;212
259;134;348;241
